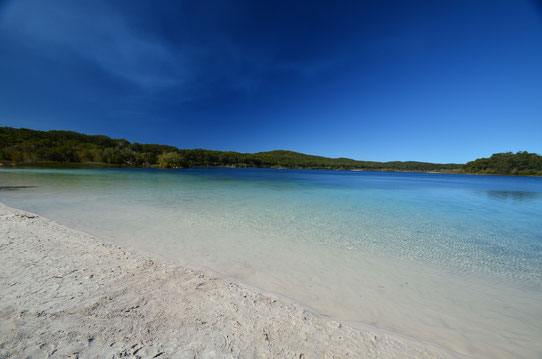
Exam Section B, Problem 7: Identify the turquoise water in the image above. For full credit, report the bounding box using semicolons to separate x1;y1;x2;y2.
1;168;542;358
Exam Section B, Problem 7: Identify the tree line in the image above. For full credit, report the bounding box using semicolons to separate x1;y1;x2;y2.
461;151;542;176
2;127;539;175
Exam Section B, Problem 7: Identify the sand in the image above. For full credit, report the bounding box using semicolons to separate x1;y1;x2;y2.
0;203;461;358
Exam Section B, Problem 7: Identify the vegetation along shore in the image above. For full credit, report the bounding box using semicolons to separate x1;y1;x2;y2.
1;127;541;176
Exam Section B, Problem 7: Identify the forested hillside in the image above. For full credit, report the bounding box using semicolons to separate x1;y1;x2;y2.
462;152;542;176
6;127;539;175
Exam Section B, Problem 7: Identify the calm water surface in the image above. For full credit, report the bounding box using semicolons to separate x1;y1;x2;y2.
1;168;541;358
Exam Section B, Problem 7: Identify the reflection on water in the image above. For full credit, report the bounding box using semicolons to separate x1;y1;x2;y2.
487;190;542;202
0;185;37;191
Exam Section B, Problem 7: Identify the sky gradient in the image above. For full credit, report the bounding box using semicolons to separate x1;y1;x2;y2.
1;0;541;163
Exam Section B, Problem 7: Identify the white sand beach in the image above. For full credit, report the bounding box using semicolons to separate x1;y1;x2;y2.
0;202;461;358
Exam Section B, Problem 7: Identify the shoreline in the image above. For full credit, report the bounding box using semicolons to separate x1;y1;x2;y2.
0;202;462;358
2;163;541;178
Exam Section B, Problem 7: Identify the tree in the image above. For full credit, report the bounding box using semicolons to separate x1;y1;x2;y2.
157;152;185;168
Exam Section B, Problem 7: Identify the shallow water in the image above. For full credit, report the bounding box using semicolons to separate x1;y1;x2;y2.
1;168;541;358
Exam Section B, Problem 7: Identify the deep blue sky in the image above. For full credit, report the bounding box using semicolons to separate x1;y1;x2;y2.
1;0;541;163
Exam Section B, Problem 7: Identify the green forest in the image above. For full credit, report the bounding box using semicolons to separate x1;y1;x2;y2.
462;151;542;176
1;127;540;175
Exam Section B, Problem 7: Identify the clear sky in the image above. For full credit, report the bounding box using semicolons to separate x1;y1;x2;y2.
1;0;541;163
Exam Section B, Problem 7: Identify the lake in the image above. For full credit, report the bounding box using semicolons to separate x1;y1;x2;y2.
1;167;541;358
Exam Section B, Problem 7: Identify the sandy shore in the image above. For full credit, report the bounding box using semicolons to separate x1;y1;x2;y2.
0;203;461;358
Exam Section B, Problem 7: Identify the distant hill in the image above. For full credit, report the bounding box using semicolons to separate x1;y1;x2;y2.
250;150;461;172
461;152;542;176
3;126;534;175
